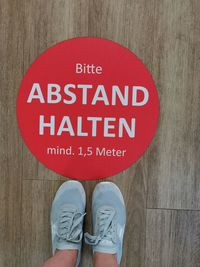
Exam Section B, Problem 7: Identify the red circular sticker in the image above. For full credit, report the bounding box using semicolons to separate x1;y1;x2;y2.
17;37;159;180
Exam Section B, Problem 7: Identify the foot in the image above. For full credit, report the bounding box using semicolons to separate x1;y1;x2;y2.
84;182;126;264
51;181;86;267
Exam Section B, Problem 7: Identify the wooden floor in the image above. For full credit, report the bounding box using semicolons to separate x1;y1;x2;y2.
1;0;200;266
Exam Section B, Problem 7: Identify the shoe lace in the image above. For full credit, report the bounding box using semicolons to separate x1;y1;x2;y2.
57;207;85;243
85;207;117;245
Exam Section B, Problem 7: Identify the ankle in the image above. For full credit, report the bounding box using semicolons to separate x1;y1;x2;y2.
94;252;118;267
56;249;78;265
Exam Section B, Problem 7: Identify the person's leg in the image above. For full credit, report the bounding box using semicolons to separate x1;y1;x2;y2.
85;182;126;266
94;252;119;267
40;181;86;267
40;250;77;267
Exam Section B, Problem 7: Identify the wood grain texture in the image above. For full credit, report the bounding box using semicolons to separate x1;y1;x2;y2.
146;0;200;210
0;0;200;266
146;209;200;267
20;180;62;267
0;1;24;266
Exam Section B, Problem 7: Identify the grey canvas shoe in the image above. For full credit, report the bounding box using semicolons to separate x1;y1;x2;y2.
84;182;126;264
51;181;86;267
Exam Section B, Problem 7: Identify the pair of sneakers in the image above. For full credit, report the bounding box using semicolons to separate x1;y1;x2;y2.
51;181;126;267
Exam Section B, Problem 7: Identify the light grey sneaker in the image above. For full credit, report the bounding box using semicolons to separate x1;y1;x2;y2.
84;182;126;264
51;180;86;267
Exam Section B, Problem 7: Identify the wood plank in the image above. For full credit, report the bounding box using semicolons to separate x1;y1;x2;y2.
20;0;89;181
146;0;200;210
146;209;200;267
0;0;24;266
112;165;146;267
20;180;63;267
